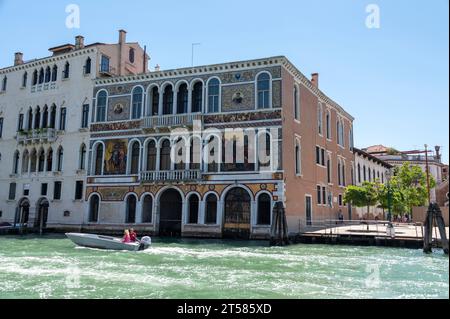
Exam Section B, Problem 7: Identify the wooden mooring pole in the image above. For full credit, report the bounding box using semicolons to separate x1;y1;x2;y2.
423;203;449;255
270;202;290;246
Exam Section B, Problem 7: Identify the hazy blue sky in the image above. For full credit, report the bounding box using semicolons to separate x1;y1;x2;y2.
0;0;448;163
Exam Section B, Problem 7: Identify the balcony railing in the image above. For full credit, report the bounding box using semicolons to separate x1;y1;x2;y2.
140;170;202;182
17;128;57;144
143;113;202;129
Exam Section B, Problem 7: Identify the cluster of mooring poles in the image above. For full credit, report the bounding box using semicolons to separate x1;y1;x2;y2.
423;203;449;255
270;202;290;246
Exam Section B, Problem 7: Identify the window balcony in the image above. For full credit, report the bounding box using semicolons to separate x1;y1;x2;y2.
143;113;202;129
140;170;202;183
17;128;57;144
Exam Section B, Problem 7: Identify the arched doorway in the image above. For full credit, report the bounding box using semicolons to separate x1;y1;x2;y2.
159;189;182;237
16;198;30;228
34;198;49;233
223;187;251;239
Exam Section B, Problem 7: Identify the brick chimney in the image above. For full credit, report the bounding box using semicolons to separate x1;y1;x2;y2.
119;29;127;44
75;36;85;49
14;52;24;66
311;73;319;88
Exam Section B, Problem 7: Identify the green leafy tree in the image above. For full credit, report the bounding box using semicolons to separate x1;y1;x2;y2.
344;182;378;221
374;181;406;217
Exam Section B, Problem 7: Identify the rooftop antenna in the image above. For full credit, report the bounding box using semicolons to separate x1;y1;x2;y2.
191;43;201;67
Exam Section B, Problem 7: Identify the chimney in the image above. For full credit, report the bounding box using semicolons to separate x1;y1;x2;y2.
14;52;24;66
75;36;85;49
155;64;160;72
119;30;127;44
311;73;319;88
435;146;441;162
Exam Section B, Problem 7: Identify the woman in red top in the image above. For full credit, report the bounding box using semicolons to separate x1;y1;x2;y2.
122;229;131;243
129;228;137;242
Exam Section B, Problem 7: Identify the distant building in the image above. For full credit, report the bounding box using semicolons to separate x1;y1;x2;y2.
363;144;448;203
353;147;392;219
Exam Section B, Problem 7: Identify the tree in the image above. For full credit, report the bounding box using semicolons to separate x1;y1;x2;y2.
375;181;406;218
344;182;378;222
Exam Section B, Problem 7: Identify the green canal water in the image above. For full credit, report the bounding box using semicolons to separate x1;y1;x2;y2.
0;235;448;299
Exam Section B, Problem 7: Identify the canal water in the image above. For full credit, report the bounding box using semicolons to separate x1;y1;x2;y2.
0;235;448;299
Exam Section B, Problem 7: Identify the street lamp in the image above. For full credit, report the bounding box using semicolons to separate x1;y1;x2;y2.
386;169;393;222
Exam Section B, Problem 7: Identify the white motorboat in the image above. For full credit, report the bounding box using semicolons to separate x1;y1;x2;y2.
66;233;151;251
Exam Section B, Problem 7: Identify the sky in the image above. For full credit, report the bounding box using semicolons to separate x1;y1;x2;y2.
0;0;448;163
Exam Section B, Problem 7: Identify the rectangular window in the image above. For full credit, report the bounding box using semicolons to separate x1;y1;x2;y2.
75;181;83;200
41;183;48;196
327;157;331;184
54;181;62;200
101;56;110;73
317;186;322;204
0;117;3;138
81;104;89;128
338;194;343;206
8;183;16;200
316;146;320;164
322;187;327;206
59;108;66;131
321;148;325;166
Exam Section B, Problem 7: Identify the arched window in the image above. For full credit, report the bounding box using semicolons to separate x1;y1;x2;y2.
22;150;29;173
96;91;107;122
257;193;271;225
257;73;271;109
162;85;174;115
295;139;301;175
188;194;199;224
84;57;92;74
125;195;137;224
27;108;33;130
192;82;203;113
205;194;217;224
363;165;367;181
1;76;6;91
259;133;272;169
174;137;186;171
326;110;331;139
142;195;153;223
327;154;331;184
189;137;201;170
206;136;219;173
342;163;346;186
46;148;53;172
79;144;86;170
358;163;361;183
63;62;70;79
32;70;38;86
38;149;45;172
13;151;20;174
34;107;41;129
38;68;44;84
22;72;28;88
129;142;140;174
146;140;157;171
337;160;342;186
129;48;135;63
51;65;58;82
94;144;104;175
42;106;48;128
45;66;51;83
160;140;171;170
57;147;64;172
89;195;100;223
150;87;159;116
49;104;56;129
177;83;188;114
131;87;143;119
294;85;300;120
207;78;220;113
30;149;37;172
317;103;323;135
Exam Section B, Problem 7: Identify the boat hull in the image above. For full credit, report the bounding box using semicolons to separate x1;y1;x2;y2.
66;233;144;251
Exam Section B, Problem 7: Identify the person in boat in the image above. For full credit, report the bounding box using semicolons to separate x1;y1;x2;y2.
129;228;138;242
122;229;132;243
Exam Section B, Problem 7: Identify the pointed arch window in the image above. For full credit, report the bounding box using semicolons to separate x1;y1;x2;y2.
45;67;51;83
38;68;44;84
57;147;64;172
22;150;30;173
13;151;20;174
49;105;56;129
30;149;37;173
51;65;58;82
22;72;28;88
63;62;70;79
42;106;48;128
32;70;38;86
34;107;41;129
84;57;92;74
46;148;53;172
38;149;45;172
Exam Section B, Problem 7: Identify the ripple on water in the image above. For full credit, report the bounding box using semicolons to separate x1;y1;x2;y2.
0;236;448;299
